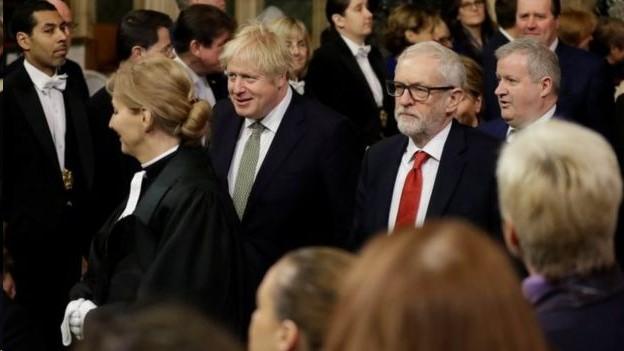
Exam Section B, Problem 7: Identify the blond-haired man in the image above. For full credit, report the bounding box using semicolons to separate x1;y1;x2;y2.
209;22;361;323
497;120;624;351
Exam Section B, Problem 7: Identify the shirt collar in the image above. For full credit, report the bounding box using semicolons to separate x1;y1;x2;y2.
404;121;452;163
499;27;514;42
522;274;552;305
141;144;179;168
23;59;58;91
174;55;206;86
549;38;559;52
340;34;368;57
243;86;293;133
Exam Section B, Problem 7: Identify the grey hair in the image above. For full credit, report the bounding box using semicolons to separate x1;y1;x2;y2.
495;37;561;94
397;41;466;87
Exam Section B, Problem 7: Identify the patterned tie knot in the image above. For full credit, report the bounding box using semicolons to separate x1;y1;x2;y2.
412;151;429;170
250;122;265;135
356;45;371;59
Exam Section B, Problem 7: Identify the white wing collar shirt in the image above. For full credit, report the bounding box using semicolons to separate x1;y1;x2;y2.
340;34;384;108
24;59;68;171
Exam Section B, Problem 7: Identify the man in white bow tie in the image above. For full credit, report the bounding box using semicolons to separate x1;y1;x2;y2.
2;2;94;350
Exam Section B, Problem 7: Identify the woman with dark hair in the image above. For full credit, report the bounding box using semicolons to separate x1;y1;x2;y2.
60;56;245;345
383;4;436;79
442;0;495;64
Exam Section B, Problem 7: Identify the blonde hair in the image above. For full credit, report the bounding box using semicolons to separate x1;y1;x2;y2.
326;220;549;351
497;120;622;279
220;22;292;78
268;16;310;78
269;247;355;351
106;56;211;146
558;8;598;48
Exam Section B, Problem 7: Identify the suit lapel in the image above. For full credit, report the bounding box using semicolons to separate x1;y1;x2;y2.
245;93;305;214
65;79;94;188
213;109;244;181
334;38;379;107
427;121;467;218
376;136;408;227
14;66;61;172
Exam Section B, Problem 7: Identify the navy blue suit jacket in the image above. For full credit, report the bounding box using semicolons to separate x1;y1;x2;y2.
483;40;615;139
352;120;501;248
210;91;361;284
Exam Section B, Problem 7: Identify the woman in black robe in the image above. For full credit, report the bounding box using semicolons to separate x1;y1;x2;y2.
60;56;246;345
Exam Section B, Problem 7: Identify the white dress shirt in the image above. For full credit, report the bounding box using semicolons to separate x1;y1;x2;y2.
174;56;216;106
340;34;384;107
24;59;67;171
387;122;452;231
506;104;556;142
227;87;293;196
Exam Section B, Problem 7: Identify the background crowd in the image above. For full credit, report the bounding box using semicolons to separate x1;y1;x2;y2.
1;0;624;351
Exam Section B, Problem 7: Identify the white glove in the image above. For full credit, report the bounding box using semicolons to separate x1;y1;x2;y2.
69;299;97;341
61;298;84;346
60;298;97;345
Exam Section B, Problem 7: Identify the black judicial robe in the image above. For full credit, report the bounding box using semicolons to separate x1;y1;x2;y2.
70;147;246;338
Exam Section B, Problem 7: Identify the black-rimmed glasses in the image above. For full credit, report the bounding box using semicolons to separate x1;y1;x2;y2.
386;81;455;101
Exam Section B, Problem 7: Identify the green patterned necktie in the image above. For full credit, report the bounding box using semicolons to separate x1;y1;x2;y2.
232;122;265;218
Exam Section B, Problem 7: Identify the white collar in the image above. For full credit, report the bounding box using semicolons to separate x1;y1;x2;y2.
23;59;58;91
549;38;559;52
509;104;557;137
404;121;452;163
499;27;514;42
141;144;179;168
340;34;368;57
174;55;206;86
243;86;293;133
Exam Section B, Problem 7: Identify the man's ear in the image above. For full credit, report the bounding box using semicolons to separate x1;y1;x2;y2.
332;14;345;29
539;76;553;98
276;319;299;351
189;39;201;57
446;87;465;114
502;218;521;258
16;32;31;51
130;46;145;61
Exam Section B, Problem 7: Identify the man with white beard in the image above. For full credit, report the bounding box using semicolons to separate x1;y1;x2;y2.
352;41;502;248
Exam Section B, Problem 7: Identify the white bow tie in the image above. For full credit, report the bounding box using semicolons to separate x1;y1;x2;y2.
43;73;68;91
356;45;371;59
289;80;305;95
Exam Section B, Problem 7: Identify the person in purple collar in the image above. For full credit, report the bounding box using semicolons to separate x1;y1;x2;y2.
497;120;624;351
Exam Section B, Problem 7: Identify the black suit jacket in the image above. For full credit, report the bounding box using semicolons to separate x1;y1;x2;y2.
1;59;94;349
353;120;501;247
306;31;395;146
210;91;361;286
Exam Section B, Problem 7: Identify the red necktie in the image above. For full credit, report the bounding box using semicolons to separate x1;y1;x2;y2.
395;151;429;229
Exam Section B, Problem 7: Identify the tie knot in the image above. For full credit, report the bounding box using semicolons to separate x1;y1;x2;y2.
250;122;265;135
412;151;429;169
356;45;371;58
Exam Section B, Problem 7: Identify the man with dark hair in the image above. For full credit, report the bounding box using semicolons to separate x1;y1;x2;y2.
482;0;518;121
172;4;236;106
88;9;174;229
5;0;89;100
2;1;94;349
